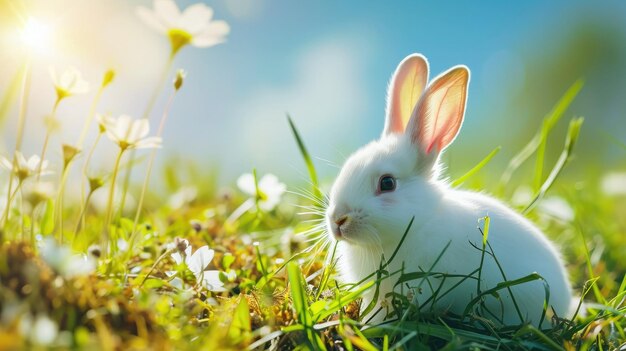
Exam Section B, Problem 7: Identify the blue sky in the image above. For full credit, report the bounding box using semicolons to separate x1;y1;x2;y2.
1;0;625;186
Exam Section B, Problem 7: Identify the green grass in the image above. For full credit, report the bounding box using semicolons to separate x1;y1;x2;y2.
1;96;625;349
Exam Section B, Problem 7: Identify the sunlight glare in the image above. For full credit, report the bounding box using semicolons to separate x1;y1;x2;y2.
20;17;53;54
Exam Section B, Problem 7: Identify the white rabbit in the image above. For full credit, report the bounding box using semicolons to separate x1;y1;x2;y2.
325;54;572;327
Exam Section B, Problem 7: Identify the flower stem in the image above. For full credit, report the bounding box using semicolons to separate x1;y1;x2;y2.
79;132;102;231
127;89;177;255
56;165;71;242
118;54;176;221
36;98;61;182
73;189;94;243
2;61;31;235
76;85;105;149
1;180;23;233
19;186;25;240
104;148;125;256
143;54;175;120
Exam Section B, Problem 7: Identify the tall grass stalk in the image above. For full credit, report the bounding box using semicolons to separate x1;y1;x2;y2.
451;146;501;188
118;55;175;218
287;115;322;203
0;68;23;129
499;80;583;193
36;98;61;182
1;180;23;232
523;117;584;213
77;131;104;235
77;70;114;149
103;147;126;255
57;72;113;242
128;80;180;255
2;61;31;233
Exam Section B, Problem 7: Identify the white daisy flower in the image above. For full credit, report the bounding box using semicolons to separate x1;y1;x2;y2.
601;172;626;196
96;114;162;150
1;151;51;181
171;243;225;292
39;238;96;279
49;66;89;101
137;0;230;54
19;314;59;346
539;196;575;222
237;173;286;211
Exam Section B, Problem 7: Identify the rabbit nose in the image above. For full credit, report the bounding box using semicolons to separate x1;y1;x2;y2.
333;215;350;238
335;215;348;228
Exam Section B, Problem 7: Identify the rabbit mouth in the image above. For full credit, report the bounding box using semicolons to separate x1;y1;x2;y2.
328;217;380;247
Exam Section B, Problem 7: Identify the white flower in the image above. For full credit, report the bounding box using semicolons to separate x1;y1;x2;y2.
1;151;51;181
601;172;626;196
19;314;58;346
23;181;55;208
539;196;575;222
90;184;136;215
49;66;89;100
39;238;96;279
237;173;286;211
137;0;230;54
96;114;162;150
171;243;225;291
168;186;197;209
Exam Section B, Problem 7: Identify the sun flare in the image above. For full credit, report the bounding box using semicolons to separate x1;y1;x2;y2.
20;17;53;54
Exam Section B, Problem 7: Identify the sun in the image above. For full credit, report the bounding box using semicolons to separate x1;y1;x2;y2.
20;17;54;54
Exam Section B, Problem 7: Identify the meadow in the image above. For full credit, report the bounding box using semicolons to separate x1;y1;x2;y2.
1;1;626;350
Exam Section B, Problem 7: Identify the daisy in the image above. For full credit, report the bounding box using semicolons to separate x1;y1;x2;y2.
96;114;162;150
1;151;51;181
237;173;287;211
171;240;225;292
137;0;230;55
49;66;89;101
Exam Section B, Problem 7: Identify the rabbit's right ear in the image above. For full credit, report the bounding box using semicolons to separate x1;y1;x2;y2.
382;54;429;137
408;65;470;156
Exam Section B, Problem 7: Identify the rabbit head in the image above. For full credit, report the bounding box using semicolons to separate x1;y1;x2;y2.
326;54;470;251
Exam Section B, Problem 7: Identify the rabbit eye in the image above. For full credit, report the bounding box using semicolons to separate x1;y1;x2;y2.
378;175;396;193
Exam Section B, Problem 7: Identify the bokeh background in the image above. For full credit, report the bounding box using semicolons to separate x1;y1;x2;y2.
0;0;625;189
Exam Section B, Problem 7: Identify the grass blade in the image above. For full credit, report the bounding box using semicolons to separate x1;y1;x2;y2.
523;117;584;214
0;68;23;129
287;114;322;201
451;146;501;188
499;79;583;191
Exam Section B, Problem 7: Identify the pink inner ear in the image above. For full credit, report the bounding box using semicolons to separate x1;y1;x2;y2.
385;55;428;135
413;67;469;154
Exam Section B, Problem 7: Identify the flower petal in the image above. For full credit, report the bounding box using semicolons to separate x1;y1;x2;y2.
190;20;229;47
0;157;12;170
237;173;256;196
154;0;181;28
15;151;28;169
48;66;59;85
26;155;42;172
131;137;162;150
180;3;213;33
187;246;214;277
133;119;150;141
171;252;184;265
136;6;167;33
200;270;226;292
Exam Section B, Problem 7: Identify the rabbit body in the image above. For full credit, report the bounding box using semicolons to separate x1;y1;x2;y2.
325;54;572;327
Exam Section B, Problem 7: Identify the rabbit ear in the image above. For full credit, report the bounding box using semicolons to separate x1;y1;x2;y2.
383;54;429;136
408;65;470;155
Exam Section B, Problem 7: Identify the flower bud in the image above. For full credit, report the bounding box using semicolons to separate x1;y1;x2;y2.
102;69;115;88
174;69;186;91
62;144;80;168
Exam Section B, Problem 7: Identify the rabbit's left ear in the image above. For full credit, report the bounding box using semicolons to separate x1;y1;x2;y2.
383;54;429;136
408;65;470;155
